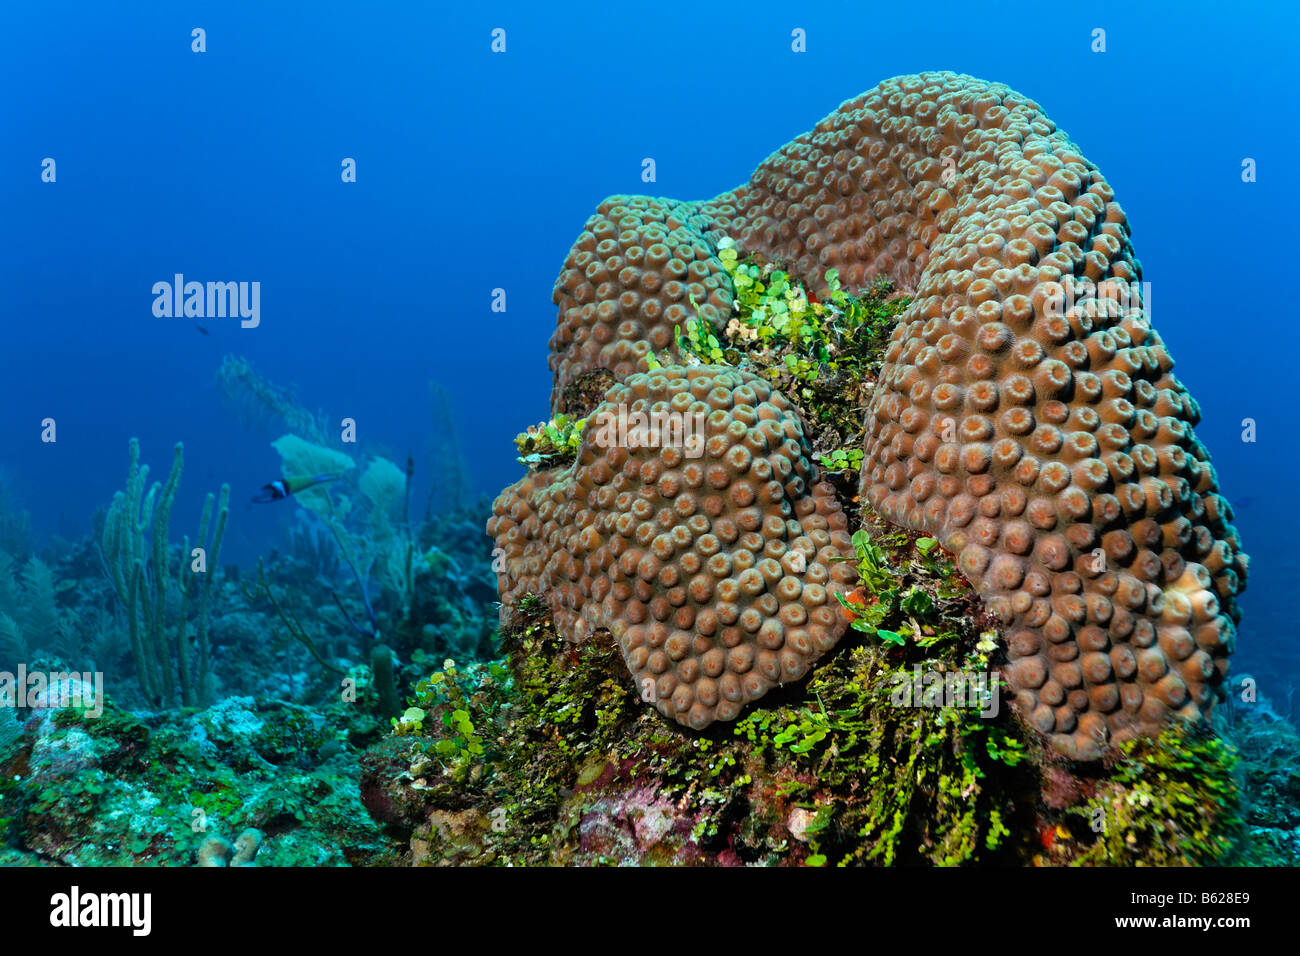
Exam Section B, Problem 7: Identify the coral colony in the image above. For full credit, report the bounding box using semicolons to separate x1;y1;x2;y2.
495;72;1247;760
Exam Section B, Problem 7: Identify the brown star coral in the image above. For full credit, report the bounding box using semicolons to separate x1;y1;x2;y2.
521;71;1247;758
549;198;733;414
488;367;858;730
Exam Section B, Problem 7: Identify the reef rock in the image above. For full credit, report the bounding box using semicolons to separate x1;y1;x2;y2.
508;71;1248;759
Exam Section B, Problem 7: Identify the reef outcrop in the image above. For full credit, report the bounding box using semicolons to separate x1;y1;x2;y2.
506;71;1248;759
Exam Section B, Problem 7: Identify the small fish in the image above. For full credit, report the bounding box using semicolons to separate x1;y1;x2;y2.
251;473;342;503
195;323;210;336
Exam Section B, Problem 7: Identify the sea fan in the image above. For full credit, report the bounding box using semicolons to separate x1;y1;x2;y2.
0;611;27;666
84;607;130;675
13;557;75;662
0;551;21;616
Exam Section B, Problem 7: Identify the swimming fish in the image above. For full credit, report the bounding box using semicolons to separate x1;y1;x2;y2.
251;473;342;503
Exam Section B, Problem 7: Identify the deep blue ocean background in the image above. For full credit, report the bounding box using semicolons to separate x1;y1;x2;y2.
2;1;1297;698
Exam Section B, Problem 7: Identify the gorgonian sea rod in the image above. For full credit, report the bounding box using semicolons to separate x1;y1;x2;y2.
505;71;1247;760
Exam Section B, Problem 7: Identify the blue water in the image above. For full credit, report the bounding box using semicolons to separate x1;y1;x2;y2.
2;1;1297;694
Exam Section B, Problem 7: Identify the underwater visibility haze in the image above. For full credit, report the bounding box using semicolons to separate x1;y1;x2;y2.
0;0;1298;881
